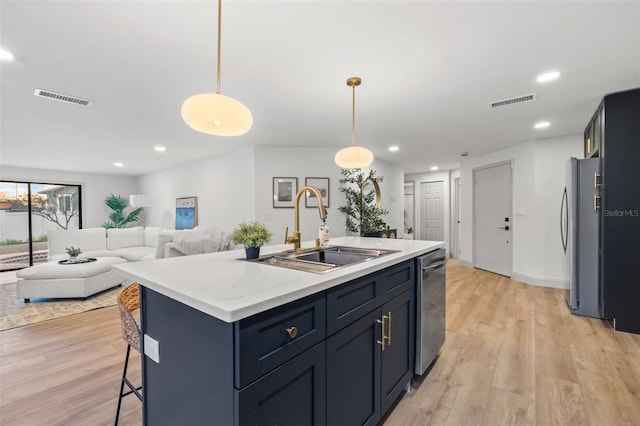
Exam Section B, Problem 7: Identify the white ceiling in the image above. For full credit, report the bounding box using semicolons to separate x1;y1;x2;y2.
1;1;639;176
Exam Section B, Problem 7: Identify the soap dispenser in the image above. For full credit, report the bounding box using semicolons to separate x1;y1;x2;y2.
319;219;330;248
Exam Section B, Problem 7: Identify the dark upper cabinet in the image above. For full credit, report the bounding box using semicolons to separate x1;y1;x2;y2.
597;87;640;334
584;104;603;158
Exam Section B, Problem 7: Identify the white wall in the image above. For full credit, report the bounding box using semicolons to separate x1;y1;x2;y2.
0;165;138;228
459;134;582;288
253;146;405;246
532;134;584;285
137;147;256;233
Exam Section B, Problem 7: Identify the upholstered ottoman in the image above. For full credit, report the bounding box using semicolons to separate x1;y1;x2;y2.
16;257;127;302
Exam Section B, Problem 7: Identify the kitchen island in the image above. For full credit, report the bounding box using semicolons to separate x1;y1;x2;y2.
114;236;444;425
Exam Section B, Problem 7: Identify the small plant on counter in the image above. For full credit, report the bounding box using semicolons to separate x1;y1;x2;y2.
230;221;273;260
230;221;272;248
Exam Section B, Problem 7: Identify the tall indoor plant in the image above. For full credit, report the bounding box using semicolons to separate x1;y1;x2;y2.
102;194;144;229
338;168;389;236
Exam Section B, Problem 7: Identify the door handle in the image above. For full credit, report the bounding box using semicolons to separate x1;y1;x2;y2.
423;261;446;271
386;312;392;346
377;315;388;351
499;226;510;231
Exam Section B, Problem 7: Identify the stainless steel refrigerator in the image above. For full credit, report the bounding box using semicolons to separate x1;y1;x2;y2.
561;157;600;318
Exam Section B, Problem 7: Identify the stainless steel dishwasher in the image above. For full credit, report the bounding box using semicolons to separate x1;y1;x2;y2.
415;248;446;375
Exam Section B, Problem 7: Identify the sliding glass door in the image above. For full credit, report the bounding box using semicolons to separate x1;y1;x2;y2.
0;181;82;271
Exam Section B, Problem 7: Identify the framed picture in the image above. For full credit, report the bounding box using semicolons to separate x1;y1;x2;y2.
305;177;330;208
273;177;298;208
176;196;198;230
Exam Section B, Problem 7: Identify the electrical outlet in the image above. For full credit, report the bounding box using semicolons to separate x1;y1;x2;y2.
144;334;160;363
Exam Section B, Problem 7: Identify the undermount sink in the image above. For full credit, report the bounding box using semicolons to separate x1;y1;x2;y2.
251;246;398;274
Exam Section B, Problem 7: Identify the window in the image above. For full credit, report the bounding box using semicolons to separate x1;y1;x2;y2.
0;181;82;271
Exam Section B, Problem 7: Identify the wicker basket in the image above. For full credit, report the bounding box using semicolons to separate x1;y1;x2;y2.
117;283;141;353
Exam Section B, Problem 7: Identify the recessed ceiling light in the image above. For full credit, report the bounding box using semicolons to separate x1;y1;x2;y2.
0;48;15;61
536;71;560;83
154;146;166;152
430;166;439;171
388;145;399;152
114;162;124;167
534;121;551;129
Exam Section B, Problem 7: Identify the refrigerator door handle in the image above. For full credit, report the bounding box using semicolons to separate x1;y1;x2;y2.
561;187;568;253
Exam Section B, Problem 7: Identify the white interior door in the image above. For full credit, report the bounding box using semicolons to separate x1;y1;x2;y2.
453;177;460;258
473;163;512;276
404;182;414;233
420;181;444;241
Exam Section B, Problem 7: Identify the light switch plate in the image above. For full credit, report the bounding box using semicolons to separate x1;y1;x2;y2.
144;334;160;363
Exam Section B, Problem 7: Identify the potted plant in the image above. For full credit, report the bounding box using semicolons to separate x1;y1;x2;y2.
230;221;273;260
65;246;82;262
404;227;414;240
102;194;144;229
338;168;391;236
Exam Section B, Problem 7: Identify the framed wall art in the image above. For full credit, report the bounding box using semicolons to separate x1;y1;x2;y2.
273;177;298;208
176;196;198;230
305;177;329;208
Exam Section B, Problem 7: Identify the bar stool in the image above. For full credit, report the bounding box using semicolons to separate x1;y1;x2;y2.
115;283;142;425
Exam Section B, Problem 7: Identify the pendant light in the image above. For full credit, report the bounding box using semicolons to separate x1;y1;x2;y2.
181;0;252;136
335;77;374;168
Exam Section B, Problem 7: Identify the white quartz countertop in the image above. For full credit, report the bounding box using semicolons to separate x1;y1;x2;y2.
113;236;444;323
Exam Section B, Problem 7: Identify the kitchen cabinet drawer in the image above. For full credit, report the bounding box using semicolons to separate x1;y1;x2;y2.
327;273;382;336
235;292;326;388
380;259;414;302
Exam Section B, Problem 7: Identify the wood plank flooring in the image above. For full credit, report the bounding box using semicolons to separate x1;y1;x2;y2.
1;260;639;425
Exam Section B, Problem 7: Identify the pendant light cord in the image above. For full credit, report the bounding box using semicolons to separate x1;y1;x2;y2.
352;83;356;147
216;0;222;94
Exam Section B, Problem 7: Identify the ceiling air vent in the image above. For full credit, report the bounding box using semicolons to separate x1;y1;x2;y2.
34;89;93;107
490;92;537;109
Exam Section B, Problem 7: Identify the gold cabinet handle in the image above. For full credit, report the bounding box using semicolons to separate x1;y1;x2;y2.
594;194;601;211
377;315;388;351
386;312;392;346
594;172;603;188
286;326;298;339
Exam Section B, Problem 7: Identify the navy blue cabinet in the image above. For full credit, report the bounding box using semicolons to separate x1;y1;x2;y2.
326;289;414;426
327;310;382;426
381;290;414;414
236;341;326;426
596;88;640;334
140;259;416;425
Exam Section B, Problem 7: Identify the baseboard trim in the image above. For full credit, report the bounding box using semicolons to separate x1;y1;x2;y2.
511;272;569;289
454;261;568;289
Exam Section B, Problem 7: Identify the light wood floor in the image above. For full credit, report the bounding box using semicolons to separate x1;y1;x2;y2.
1;260;639;425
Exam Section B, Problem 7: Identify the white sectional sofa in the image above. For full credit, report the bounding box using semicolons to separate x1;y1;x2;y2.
17;226;167;302
16;226;233;302
46;226;160;262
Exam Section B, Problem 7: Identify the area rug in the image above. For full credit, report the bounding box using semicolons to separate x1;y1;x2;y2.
0;281;122;331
